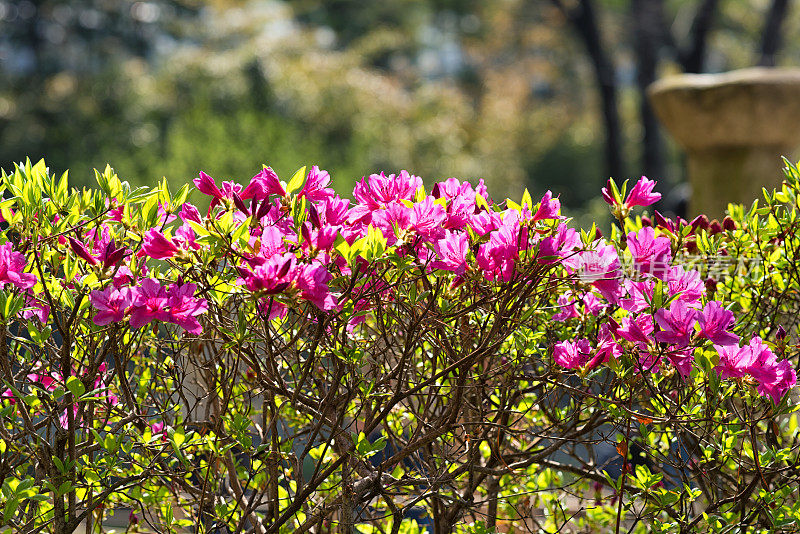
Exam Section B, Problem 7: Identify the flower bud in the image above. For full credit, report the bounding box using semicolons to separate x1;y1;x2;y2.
232;192;250;216
67;236;99;266
722;216;737;231
776;325;787;341
705;277;717;296
690;214;710;232
709;220;723;235
654;211;670;230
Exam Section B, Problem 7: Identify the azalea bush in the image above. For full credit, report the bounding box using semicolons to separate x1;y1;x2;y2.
0;158;797;534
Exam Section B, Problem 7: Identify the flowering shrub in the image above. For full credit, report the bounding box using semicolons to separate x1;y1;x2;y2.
0;158;797;533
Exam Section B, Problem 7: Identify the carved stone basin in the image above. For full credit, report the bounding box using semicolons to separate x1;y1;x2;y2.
648;67;800;217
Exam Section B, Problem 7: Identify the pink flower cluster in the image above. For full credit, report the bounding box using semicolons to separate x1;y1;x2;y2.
0;241;48;322
553;177;796;404
90;280;207;334
185;166;568;323
0;242;37;290
60;166;794;404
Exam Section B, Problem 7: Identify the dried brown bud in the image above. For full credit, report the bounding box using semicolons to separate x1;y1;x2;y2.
690;214;709;232
705;277;717;294
722;216;737;231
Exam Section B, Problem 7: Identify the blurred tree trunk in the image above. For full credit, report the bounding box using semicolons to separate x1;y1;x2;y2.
552;0;624;180
758;0;792;66
678;0;719;73
632;0;666;179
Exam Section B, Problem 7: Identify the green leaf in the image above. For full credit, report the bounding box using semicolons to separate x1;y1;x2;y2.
173;183;191;207
173;428;186;448
104;433;118;453
65;376;85;398
285;166;307;196
521;188;533;211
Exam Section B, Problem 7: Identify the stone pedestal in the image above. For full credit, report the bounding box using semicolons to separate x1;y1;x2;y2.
648;68;800;217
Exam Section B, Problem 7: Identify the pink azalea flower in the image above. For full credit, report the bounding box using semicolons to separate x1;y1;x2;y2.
107;205;124;222
469;210;501;236
443;192;477;230
582;292;606;316
27;365;61;392
22;291;49;323
300;222;338;253
298;166;334;202
433;177;470;201
238;253;295;294
553;339;593;369
349;171;423;224
0;242;37;289
552;292;579;321
141;229;180;260
625;176;661;207
655;300;698;346
256;298;288;321
698;301;739;346
722;337;797;403
165;283;207;334
587;333;621;369
128;279;170;329
539;224;580;267
616;314;654;345
294;262;338;311
714;343;757;380
243;166;285;199
573;240;621;303
532;190;562;221
666;265;704;304
89;286;134;326
254;226;287;260
431;231;470;276
756;359;797;404
321;195;351;226
371;201;412;243
621;279;655;313
667;348;694;378
112;266;135;288
477;217;523;281
180;203;203;224
626;227;671;279
194;171;224;200
174;224;200;251
410;196;447;240
604;177;661;209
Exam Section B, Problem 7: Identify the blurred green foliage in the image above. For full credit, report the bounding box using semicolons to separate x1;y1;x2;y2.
0;0;606;207
2;0;799;212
